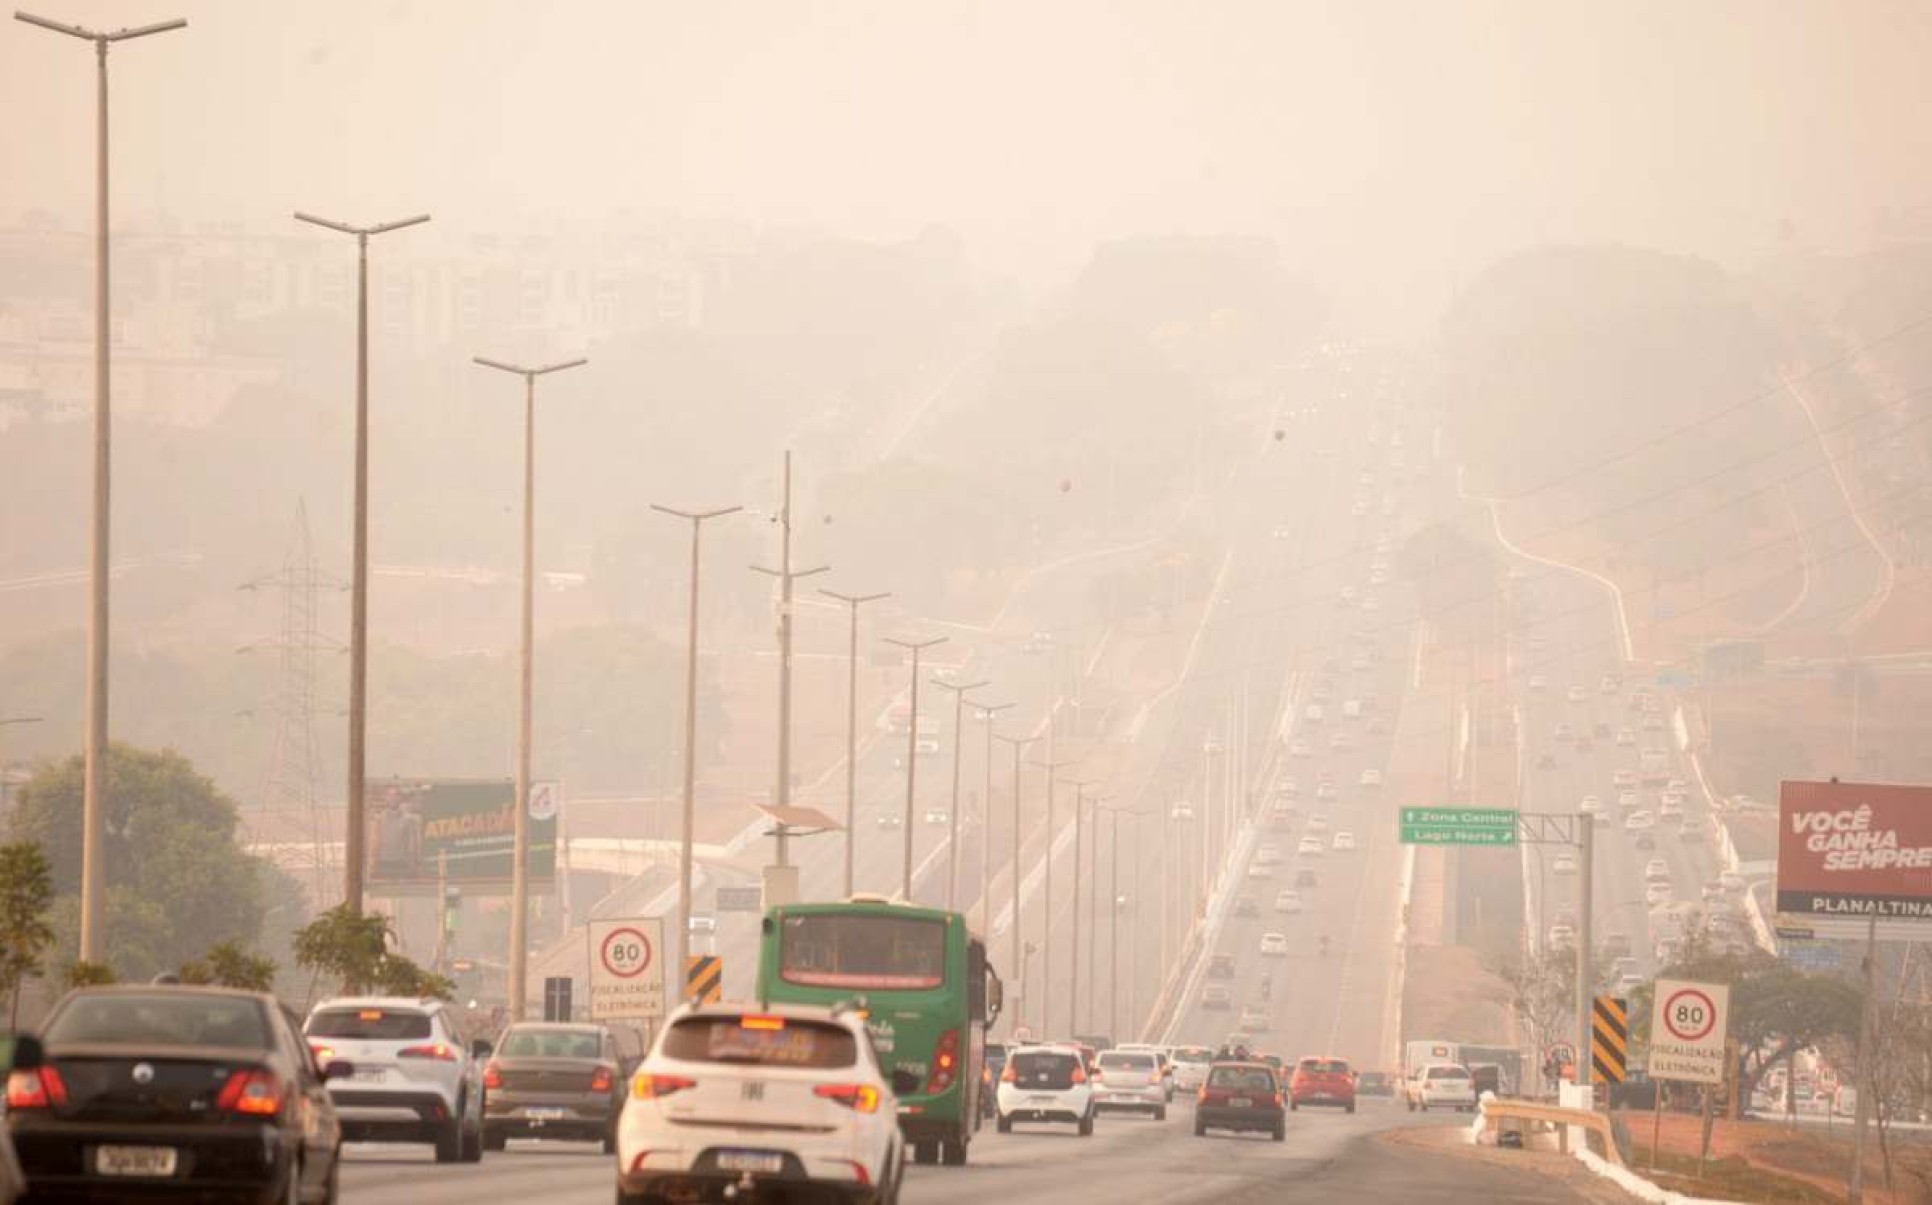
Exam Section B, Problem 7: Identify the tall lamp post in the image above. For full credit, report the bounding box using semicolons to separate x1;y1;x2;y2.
652;504;742;983
472;355;585;1019
930;677;989;911
752;452;826;894
293;208;430;918
820;588;890;899
1057;778;1096;1036
16;8;186;963
994;732;1037;1012
1098;801;1141;1041
1029;756;1076;1037
975;702;1015;931
884;636;946;900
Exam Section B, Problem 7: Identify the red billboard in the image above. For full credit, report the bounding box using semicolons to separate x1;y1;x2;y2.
1778;780;1932;933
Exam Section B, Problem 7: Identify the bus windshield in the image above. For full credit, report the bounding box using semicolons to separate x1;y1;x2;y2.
778;912;948;991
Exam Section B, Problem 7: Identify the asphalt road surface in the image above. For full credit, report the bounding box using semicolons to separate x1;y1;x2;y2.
338;1103;1609;1204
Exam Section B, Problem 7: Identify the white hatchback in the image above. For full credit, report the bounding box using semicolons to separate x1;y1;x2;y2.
1259;932;1290;957
615;1003;904;1203
1297;836;1324;858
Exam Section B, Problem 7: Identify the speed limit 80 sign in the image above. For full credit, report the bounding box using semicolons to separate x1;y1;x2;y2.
587;917;665;1022
1648;978;1730;1085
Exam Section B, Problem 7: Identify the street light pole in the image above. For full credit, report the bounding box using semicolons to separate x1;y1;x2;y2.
293;208;430;919
995;732;1038;1018
1030;757;1076;1037
931;678;989;911
976;703;1016;931
1057;779;1095;1036
820;589;890;900
652;504;742;985
752;451;826;883
17;8;186;963
473;355;586;1019
884;637;946;900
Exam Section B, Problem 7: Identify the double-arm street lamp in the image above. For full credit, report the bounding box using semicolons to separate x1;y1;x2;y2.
472;355;586;1019
884;636;946;900
930;677;989;911
653;504;742;981
293;209;430;918
16;8;186;963
975;703;1015;933
820;588;890;899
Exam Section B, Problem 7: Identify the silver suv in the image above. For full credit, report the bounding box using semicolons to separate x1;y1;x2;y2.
304;996;489;1163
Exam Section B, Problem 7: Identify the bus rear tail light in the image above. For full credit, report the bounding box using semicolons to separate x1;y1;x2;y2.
923;1029;961;1095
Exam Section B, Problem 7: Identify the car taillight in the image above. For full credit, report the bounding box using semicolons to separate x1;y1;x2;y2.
397;1043;458;1062
6;1067;67;1110
217;1069;285;1116
483;1062;503;1090
1000;1063;1016;1083
923;1029;960;1095
309;1044;335;1064
590;1067;614;1094
1070;1066;1087;1085
631;1073;695;1101
1273;1091;1284;1107
814;1083;882;1114
1198;1086;1219;1104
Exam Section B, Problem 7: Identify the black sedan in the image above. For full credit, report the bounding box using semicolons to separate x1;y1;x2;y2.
481;1023;636;1151
8;984;347;1202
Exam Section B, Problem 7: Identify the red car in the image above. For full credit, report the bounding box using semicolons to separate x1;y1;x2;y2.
1289;1055;1357;1113
1195;1061;1286;1140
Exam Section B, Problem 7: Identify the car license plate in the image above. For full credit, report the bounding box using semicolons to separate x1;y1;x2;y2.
1030;1095;1057;1105
351;1069;386;1084
526;1107;567;1121
716;1149;783;1174
1229;1097;1251;1108
95;1146;177;1177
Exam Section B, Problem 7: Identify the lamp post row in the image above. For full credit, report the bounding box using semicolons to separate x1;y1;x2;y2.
13;7;1124;1026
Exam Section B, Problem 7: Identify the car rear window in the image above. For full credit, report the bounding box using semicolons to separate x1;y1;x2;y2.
1300;1059;1350;1075
306;1007;433;1041
1427;1066;1470;1081
1208;1066;1276;1092
1010;1050;1081;1088
498;1028;602;1059
660;1016;856;1069
1098;1052;1154;1071
1172;1046;1213;1064
48;992;269;1051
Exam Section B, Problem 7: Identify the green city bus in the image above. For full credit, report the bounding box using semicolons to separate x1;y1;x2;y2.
756;896;1002;1166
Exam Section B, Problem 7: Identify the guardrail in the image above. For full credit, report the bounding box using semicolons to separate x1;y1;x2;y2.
1477;1096;1623;1165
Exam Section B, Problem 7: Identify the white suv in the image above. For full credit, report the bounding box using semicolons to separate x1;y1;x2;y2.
616;1002;904;1205
305;996;488;1162
996;1045;1095;1136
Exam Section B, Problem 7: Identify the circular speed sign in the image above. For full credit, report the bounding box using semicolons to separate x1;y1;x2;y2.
600;927;654;980
1662;987;1718;1043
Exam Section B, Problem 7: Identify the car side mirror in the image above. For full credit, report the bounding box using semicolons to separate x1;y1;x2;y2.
890;1069;920;1096
9;1035;43;1072
323;1059;356;1081
470;1039;494;1060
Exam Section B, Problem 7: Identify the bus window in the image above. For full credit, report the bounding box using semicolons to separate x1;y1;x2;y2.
779;913;948;990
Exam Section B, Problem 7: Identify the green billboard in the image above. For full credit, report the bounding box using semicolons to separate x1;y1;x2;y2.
367;778;557;892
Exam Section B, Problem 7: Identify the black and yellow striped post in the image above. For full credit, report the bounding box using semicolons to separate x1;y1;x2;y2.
1591;995;1628;1085
685;954;723;1004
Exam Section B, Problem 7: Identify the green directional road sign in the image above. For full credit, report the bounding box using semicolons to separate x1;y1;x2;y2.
1399;807;1518;846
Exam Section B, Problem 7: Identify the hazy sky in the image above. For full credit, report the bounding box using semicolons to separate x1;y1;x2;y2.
5;1;1930;304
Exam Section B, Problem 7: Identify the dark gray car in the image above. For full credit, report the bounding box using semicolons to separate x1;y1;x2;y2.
482;1023;641;1151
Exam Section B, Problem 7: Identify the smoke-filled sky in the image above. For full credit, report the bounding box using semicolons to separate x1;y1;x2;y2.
4;1;1929;307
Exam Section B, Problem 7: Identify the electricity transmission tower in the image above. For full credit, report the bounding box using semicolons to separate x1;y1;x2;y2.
240;501;343;907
